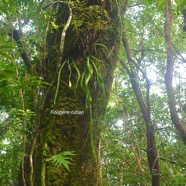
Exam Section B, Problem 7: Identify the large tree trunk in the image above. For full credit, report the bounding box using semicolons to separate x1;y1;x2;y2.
18;0;122;185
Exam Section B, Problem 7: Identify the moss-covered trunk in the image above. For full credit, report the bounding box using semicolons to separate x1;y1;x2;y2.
18;0;121;185
34;87;103;186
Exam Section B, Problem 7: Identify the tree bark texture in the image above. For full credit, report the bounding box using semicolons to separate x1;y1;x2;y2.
17;0;122;185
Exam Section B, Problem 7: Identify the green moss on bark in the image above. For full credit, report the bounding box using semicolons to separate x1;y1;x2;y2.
20;1;121;185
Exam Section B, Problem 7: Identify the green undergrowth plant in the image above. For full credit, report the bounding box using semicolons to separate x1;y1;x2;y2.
46;151;75;171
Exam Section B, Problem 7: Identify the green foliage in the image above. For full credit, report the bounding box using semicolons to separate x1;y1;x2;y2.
0;108;23;186
72;61;81;91
1;0;186;185
80;55;106;160
80;56;93;108
177;0;186;9
54;60;67;104
101;0;186;184
156;0;168;9
51;21;59;30
80;55;105;108
54;55;106;108
46;151;75;171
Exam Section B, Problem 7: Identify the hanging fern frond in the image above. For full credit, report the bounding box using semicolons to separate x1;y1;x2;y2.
84;56;93;106
90;56;106;101
80;56;94;108
72;61;81;92
54;60;67;104
67;60;72;87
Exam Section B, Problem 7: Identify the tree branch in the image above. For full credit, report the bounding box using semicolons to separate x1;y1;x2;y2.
9;29;31;73
142;149;176;164
121;24;160;186
164;0;186;144
172;43;186;63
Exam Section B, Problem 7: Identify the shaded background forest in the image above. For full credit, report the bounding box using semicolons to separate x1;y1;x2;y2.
1;0;186;185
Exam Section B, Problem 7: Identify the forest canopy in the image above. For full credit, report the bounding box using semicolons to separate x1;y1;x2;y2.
0;0;186;185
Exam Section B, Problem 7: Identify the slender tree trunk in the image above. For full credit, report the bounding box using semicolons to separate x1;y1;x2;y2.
164;0;186;144
121;25;160;185
17;0;123;185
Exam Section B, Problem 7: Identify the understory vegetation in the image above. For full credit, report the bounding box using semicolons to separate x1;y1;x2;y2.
1;0;186;185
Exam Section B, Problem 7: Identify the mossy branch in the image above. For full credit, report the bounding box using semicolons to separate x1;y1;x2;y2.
54;4;72;104
57;6;72;69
